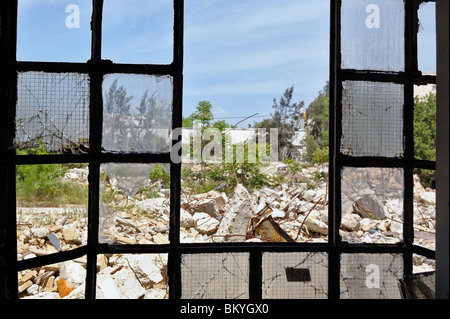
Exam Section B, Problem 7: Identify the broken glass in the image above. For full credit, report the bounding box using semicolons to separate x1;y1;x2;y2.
102;0;174;64
340;253;403;299
18;256;88;299
418;2;436;74
262;252;328;299
413;169;435;251
102;74;173;153
14;72;90;154
341;167;404;244
16;163;89;261
96;253;168;299
181;253;249;299
341;81;404;158
99;163;170;245
341;0;405;72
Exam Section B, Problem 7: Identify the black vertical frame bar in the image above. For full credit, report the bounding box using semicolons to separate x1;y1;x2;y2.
328;0;341;300
168;0;184;300
0;0;18;300
85;0;104;299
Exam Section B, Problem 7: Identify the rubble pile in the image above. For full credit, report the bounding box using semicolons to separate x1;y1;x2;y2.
16;164;436;298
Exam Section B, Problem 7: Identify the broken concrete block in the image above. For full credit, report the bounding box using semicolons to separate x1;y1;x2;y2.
215;184;256;242
354;194;386;220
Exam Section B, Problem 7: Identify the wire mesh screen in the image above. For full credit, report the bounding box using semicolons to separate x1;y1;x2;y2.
14;71;90;153
340;253;403;299
262;252;328;299
341;81;404;158
181;253;249;299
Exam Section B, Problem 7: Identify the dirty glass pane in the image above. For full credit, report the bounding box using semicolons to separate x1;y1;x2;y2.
340;253;403;299
340;167;404;244
341;81;404;158
102;74;173;153
413;169;435;251
99;163;170;245
418;2;436;74
414;84;436;162
102;0;174;64
18;256;87;299
14;72;90;154
16;164;88;261
17;0;91;62
96;253;168;299
341;0;405;72
181;253;249;299
262;252;328;299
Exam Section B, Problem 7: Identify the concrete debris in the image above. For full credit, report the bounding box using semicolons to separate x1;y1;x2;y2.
17;165;436;299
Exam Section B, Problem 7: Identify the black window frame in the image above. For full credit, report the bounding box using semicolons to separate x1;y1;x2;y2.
0;0;436;300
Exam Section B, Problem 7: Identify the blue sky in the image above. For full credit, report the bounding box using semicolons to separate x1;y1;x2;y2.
16;0;435;128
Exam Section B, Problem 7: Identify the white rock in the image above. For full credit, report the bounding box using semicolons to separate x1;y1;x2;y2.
59;260;85;288
33;227;49;239
270;208;285;219
341;213;361;231
180;209;196;228
193;213;220;235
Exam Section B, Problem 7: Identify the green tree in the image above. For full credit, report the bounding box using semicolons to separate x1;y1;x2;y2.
414;92;436;188
255;86;304;160
305;83;329;162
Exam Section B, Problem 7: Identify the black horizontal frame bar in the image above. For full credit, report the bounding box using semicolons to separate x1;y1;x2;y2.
339;69;436;84
15;60;177;77
9;153;172;165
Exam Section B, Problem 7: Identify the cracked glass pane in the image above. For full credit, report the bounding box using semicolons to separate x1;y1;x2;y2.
341;167;404;244
341;0;405;72
14;72;90;154
340;253;403;299
181;253;249;299
341;81;404;158
102;74;173;153
96;253;168;299
99;163;170;244
262;252;328;299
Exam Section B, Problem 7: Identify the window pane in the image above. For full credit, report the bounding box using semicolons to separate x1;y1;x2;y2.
341;167;403;244
341;81;404;158
341;0;405;72
102;74;173;153
17;0;91;62
340;253;403;299
102;0;174;64
96;253;168;299
418;2;436;74
14;72;90;154
262;252;328;299
17;164;88;261
181;253;249;299
99;163;170;245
